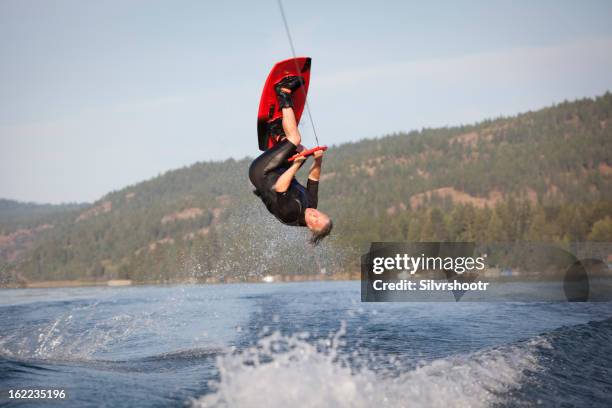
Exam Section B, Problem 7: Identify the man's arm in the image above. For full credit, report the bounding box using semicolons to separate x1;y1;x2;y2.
306;151;323;208
273;156;306;193
307;150;323;181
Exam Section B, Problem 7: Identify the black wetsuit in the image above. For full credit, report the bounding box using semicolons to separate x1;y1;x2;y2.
249;139;319;226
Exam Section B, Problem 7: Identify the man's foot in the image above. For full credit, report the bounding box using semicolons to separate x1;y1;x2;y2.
275;75;305;94
274;75;305;109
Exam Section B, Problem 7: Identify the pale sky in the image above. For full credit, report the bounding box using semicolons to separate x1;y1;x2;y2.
1;0;612;203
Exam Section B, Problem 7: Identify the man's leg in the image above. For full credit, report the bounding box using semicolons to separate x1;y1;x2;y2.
281;106;301;147
275;76;304;148
249;139;297;189
250;99;301;185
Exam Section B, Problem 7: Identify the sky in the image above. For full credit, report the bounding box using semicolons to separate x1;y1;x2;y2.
1;0;612;204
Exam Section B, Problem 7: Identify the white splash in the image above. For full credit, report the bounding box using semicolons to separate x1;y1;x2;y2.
0;305;156;360
193;324;546;408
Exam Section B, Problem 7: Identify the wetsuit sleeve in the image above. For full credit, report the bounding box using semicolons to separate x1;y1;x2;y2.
306;179;319;209
276;192;302;222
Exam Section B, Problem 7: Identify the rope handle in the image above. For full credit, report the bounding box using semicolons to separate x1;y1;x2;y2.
288;145;328;162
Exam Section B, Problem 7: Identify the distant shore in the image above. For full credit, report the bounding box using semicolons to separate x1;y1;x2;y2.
0;271;361;289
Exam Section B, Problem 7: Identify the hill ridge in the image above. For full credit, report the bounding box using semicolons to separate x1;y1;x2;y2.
1;92;611;284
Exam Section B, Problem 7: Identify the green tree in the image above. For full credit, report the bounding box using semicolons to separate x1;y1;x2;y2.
588;216;612;241
421;208;448;241
486;209;505;242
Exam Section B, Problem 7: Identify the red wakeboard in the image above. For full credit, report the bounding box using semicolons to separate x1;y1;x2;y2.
257;57;311;151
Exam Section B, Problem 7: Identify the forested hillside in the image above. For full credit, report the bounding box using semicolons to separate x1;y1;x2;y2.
1;93;611;284
0;199;87;234
0;200;87;271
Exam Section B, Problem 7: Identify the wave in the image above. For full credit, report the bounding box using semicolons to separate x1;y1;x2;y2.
133;347;224;362
509;317;612;407
193;318;612;408
192;323;543;408
0;310;157;361
0;358;58;376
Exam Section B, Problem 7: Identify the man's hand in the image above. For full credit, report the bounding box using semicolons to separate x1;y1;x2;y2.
308;150;323;181
292;154;307;164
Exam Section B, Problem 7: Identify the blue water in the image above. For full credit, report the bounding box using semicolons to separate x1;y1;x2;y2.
1;281;612;407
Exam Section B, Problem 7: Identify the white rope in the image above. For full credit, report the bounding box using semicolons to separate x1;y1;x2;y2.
277;0;320;146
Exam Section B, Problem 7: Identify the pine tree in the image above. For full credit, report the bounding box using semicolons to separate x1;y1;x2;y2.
588;216;612;241
486;209;505;242
421;208;449;241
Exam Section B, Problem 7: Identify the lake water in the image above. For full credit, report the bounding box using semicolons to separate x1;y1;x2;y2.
1;281;611;407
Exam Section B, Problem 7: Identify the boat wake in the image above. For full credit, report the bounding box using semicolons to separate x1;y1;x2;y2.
193;322;549;408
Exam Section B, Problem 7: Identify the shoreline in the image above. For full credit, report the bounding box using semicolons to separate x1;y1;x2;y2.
3;270;609;290
0;271;361;289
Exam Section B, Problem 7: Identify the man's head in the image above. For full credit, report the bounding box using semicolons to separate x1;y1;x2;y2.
304;208;333;246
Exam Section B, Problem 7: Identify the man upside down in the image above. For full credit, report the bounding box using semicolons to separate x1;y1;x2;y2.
249;75;333;245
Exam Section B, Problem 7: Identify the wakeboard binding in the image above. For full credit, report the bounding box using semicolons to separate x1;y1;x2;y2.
274;75;305;109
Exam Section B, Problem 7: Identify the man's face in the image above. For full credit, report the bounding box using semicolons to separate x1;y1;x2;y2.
305;208;328;231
